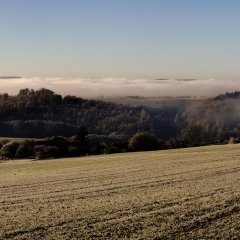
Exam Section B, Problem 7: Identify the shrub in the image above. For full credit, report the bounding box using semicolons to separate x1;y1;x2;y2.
228;136;237;144
68;135;80;143
0;139;10;146
128;133;160;151
0;141;20;158
15;140;34;158
34;145;60;159
166;138;187;149
67;146;79;156
49;136;67;146
104;146;123;154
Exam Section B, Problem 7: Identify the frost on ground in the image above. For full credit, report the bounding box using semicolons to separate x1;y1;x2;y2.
0;145;239;239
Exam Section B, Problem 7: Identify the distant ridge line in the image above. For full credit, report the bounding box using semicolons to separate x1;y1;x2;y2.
0;76;22;79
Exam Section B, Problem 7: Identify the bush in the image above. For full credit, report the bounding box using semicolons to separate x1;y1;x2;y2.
34;145;60;159
104;146;123;154
166;138;187;149
67;146;79;156
0;141;20;158
228;136;237;144
49;136;67;146
0;139;10;146
128;133;160;151
68;135;80;143
15;140;34;158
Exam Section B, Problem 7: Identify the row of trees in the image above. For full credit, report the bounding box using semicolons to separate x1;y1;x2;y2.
0;131;163;159
1;125;236;160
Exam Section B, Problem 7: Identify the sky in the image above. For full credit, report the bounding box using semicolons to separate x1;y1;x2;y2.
1;0;240;96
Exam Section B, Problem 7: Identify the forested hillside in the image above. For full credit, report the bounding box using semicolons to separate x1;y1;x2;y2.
0;88;178;139
1;88;240;148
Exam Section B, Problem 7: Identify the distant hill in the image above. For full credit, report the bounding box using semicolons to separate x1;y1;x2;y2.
0;76;22;79
214;91;240;100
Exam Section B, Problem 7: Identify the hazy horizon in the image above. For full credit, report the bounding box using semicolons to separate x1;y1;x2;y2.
1;76;240;98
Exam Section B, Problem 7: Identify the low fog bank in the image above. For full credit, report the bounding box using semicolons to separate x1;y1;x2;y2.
0;77;239;97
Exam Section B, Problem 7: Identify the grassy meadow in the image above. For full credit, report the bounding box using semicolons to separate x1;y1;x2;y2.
0;145;239;239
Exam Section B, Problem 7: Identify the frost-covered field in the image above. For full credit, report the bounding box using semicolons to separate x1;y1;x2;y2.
0;145;239;239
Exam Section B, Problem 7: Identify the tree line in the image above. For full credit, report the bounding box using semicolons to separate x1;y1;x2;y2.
0;89;240;159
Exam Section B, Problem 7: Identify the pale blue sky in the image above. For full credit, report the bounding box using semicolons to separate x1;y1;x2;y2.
1;0;240;79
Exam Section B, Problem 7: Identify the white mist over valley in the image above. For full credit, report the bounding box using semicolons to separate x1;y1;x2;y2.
0;77;239;97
